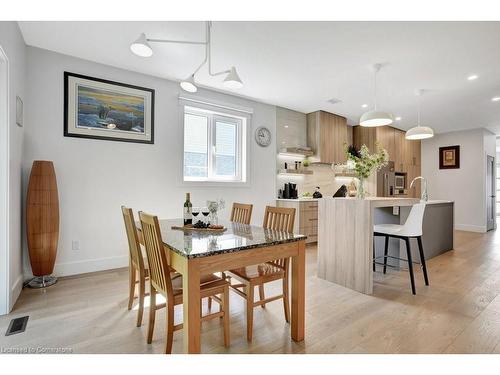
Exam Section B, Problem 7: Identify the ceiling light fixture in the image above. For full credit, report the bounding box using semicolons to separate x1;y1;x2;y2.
492;97;500;102
360;63;393;127
467;74;479;81
405;89;434;140
395;116;402;121
361;104;368;108
130;22;243;92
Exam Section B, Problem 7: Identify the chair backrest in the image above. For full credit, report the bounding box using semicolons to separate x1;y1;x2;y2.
138;211;173;297
262;206;296;270
230;202;253;225
402;202;426;236
263;206;295;232
121;206;145;271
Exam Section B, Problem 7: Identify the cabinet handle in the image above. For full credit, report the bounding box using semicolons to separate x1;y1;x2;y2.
309;218;318;221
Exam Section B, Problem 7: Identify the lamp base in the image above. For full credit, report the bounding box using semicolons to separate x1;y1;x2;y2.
27;276;58;289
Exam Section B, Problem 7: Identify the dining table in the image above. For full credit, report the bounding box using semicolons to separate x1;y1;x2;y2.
136;218;307;353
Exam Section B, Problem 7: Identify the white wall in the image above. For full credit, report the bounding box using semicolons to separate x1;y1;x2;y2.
23;46;277;278
0;22;25;313
421;128;496;232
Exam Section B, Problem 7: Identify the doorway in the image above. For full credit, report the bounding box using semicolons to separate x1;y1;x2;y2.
487;155;496;231
0;46;9;315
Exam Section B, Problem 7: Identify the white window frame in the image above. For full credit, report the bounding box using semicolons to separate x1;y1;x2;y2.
183;105;247;183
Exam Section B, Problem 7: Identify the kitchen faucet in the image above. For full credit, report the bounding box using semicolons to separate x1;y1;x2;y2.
410;176;428;202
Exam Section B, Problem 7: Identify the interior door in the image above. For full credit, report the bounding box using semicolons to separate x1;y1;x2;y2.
487;155;496;231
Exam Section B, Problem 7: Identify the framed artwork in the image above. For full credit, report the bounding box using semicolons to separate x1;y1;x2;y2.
16;96;23;127
64;72;155;144
439;145;460;169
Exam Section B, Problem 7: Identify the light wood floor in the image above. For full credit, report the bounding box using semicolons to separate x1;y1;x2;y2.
2;230;500;353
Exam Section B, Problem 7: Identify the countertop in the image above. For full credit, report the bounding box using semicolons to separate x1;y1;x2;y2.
277;197;453;205
276;198;320;202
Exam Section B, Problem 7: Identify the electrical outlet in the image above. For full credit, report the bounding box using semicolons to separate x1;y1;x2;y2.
393;206;399;216
72;240;80;251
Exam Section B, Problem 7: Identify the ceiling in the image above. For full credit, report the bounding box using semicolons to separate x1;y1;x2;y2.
18;21;500;134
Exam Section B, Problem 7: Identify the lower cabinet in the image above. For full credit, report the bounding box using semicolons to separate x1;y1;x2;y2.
276;200;318;244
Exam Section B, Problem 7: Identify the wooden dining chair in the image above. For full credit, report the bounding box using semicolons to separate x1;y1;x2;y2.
225;205;296;341
122;206;149;327
139;211;230;353
230;202;253;225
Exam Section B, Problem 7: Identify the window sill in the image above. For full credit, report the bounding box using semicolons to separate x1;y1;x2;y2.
182;180;250;188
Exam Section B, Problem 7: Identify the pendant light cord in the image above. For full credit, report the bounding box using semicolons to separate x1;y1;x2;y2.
373;68;378;110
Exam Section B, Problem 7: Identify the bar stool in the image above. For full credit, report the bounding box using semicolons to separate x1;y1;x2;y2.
373;202;429;295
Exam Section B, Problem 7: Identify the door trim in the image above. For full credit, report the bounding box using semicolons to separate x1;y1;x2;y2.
0;45;10;315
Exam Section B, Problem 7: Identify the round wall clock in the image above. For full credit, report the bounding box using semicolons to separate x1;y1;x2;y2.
255;126;272;147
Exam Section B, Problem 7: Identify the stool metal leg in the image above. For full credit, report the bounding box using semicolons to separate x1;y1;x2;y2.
383;235;389;274
417;236;429;286
373;237;376;272
404;237;416;295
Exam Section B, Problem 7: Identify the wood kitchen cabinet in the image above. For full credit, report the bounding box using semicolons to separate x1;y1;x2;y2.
276;200;318;244
307;111;348;164
353;125;422;198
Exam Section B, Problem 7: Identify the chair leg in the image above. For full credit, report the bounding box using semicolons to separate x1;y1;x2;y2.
417;236;429;286
136;270;146;327
147;287;156;344
127;264;136;310
405;237;416;295
383;235;389;274
208;296;212;310
222;287;230;347
246;285;254;342
165;302;174;354
259;285;266;309
282;276;290;323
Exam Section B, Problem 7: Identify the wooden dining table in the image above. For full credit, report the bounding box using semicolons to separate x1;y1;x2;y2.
136;219;306;354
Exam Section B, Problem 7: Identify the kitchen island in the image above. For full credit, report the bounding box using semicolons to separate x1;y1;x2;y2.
317;197;454;294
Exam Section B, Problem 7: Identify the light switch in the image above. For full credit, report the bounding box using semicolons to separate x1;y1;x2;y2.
393;206;399;215
72;240;80;251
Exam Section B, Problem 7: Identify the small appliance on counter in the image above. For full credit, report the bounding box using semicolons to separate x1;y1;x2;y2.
313;186;323;198
394;171;408;196
280;182;298;199
333;185;348;198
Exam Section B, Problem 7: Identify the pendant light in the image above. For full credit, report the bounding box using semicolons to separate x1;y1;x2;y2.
360;63;394;127
130;22;243;92
405;90;434;140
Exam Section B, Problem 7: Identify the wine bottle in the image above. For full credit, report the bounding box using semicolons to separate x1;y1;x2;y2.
183;193;192;226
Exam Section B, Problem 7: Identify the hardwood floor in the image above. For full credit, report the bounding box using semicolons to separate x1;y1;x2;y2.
2;230;500;353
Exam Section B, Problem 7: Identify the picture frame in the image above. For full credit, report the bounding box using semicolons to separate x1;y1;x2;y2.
439;145;460;169
16;96;23;127
64;72;155;144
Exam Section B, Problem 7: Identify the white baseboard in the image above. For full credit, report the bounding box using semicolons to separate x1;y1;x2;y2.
455;224;487;233
9;274;23;311
52;255;129;277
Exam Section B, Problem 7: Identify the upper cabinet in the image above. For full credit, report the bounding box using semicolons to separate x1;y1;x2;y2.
307;111;348;164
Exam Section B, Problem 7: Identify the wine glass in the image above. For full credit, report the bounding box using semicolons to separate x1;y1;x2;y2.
201;206;210;225
192;207;200;225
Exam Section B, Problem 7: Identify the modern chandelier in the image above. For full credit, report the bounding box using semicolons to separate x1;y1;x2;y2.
360;63;394;127
405;89;434;140
130;21;243;93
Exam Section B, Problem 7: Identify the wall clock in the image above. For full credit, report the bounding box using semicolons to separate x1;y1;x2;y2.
255;126;272;147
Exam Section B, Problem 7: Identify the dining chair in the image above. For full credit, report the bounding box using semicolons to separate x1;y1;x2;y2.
122;206;149;327
373;202;429;295
225;205;296;341
207;202;254;312
230;202;253;225
138;211;230;353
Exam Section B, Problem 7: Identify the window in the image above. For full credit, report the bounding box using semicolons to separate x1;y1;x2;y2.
183;106;247;182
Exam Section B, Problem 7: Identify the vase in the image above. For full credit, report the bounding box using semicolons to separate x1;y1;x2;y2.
357;177;366;199
210;211;218;225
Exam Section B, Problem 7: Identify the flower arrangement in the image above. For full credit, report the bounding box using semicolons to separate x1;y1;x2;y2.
344;143;388;198
207;199;225;224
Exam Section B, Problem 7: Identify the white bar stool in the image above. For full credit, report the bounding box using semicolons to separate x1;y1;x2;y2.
373;202;429;295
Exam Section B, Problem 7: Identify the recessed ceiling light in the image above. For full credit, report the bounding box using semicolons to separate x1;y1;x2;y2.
361;104;368;108
467;74;479;81
284;125;289;128
395;117;402;121
492;97;500;102
327;98;342;105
